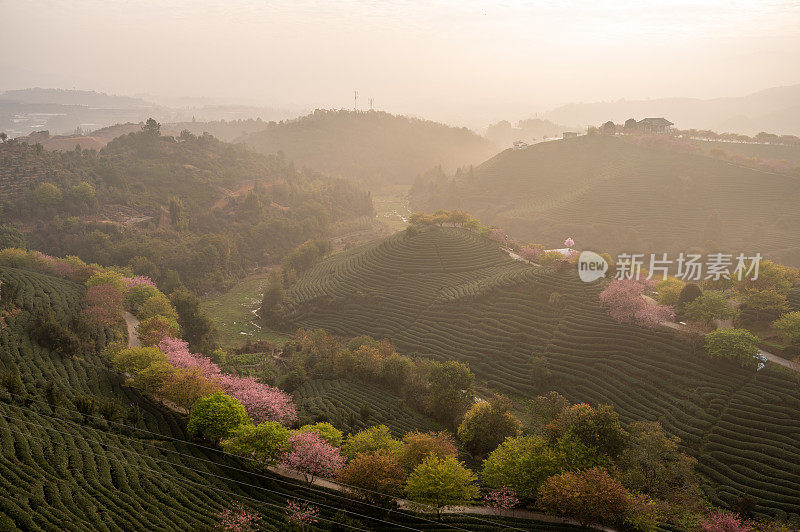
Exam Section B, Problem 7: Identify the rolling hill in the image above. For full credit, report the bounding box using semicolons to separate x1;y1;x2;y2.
278;226;800;520
238;109;499;188
410;134;800;266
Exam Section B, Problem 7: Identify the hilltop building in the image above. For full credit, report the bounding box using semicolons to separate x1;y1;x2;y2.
512;140;528;150
562;131;578;139
637;117;673;134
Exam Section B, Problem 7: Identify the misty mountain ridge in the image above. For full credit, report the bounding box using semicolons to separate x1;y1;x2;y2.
543;84;800;136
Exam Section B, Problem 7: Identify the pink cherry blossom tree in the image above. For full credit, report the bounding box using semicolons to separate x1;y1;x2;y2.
699;510;751;532
599;279;674;329
124;275;156;290
216;502;261;532
157;337;297;424
284;500;319;530
483;487;519;514
280;431;345;484
489;228;506;243
519;246;543;262
564;237;575;248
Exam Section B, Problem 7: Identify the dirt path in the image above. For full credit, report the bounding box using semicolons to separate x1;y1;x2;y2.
268;465;615;530
123;311;140;347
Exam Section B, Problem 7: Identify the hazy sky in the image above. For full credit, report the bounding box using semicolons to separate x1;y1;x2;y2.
2;0;800;127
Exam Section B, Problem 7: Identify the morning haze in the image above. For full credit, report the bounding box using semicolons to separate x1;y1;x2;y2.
3;2;800;531
2;0;800;128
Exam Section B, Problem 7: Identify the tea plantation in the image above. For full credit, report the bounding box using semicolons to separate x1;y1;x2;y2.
1;265;576;531
282;227;800;520
293;379;444;437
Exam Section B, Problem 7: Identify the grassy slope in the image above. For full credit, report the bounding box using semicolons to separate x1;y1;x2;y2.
281;227;800;520
201;273;292;349
1;265;562;531
416;135;800;266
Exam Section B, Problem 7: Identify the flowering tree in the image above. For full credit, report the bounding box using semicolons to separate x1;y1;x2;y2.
216;502;261;532
519;246;543;263
699;510;751;532
483;487;519;514
280;431;345;484
124;275;156;289
564;237;575;248
84;284;124;312
157;338;297;424
488;228;506;243
284;500;319;530
599;279;674;329
81;306;119;328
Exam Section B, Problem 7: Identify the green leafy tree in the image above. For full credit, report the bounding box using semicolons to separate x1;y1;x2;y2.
260;271;285;324
481;435;561;498
773;311;800;345
676;282;702;311
113;346;167;375
187;391;251;442
221;421;292;467
342;425;402;460
32;183;62;212
683;290;735;325
742;288;789;322
336;451;406;505
405;455;478;520
143;118;161;136
615;421;700;502
297;422;343;447
0;224;26;249
136;315;180;347
457;394;521;457
704;328;760;368
546;403;629;459
655;277;685;306
426;360;475;428
170;287;218;354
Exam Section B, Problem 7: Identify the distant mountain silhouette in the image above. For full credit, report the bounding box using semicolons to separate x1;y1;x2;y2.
543;85;800;136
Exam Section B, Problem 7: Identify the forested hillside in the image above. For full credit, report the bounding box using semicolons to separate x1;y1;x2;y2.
410;134;800;266
0;124;375;292
277;226;800;521
238;110;498;187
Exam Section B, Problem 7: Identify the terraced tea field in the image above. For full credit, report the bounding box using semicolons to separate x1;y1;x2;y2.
282;228;800;520
293;379;444;437
1;265;573;531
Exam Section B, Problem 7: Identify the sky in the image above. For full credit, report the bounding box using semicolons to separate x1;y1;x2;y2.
2;0;800;128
